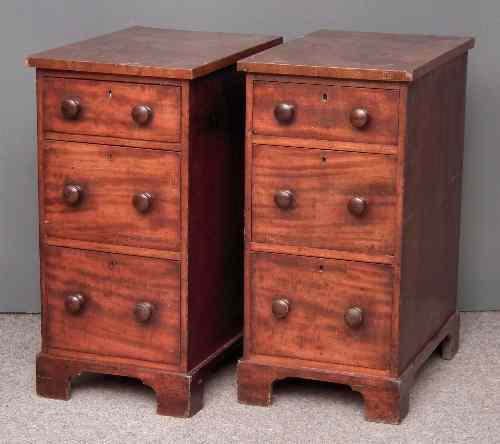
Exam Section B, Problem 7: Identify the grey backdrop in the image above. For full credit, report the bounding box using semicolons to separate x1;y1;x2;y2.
1;1;498;312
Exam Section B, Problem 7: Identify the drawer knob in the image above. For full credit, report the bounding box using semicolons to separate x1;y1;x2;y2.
61;98;81;120
345;306;364;329
132;104;153;126
132;192;153;213
349;108;369;129
134;302;154;323
272;298;290;319
62;184;83;206
347;196;368;217
65;293;85;315
274;103;295;124
274;189;295;210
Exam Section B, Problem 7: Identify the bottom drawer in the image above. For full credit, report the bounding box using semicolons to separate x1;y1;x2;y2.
250;253;393;370
44;246;180;365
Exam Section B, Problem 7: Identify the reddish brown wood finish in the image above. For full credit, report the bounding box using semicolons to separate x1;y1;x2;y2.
239;29;474;82
44;246;180;364
238;31;472;424
43;141;180;251
36;353;204;417
187;67;245;369
253;81;399;145
251;145;397;255
398;54;468;372
239;311;459;424
250;253;393;369
42;76;181;142
27;26;283;80
30;29;282;417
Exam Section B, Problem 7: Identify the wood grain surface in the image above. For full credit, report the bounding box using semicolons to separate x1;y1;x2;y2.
253;80;399;145
44;246;181;365
42;76;181;142
252;145;398;255
239;29;474;82
239;32;472;423
43;141;180;251
398;54;468;372
31;27;284;418
28;26;283;79
250;252;393;370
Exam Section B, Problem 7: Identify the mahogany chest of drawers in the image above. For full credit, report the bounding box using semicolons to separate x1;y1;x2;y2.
237;30;474;423
27;26;281;417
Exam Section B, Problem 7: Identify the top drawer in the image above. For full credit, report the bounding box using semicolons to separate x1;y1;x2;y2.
42;77;181;143
252;80;399;145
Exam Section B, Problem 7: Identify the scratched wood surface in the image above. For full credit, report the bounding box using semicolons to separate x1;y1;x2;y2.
239;29;474;82
28;26;283;80
44;246;181;365
43;140;181;251
42;76;181;142
252;145;398;255
252;80;400;145
250;252;393;370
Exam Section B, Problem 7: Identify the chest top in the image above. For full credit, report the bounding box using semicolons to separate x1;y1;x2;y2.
27;26;282;79
238;29;474;82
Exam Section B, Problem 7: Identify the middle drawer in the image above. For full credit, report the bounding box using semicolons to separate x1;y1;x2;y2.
252;145;397;255
43;141;180;251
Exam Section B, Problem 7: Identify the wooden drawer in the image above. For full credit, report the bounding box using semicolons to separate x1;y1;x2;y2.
42;77;181;143
252;145;397;255
250;252;393;370
44;246;180;365
43;141;180;251
252;80;399;145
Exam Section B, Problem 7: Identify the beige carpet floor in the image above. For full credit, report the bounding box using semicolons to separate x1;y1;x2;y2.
1;312;499;443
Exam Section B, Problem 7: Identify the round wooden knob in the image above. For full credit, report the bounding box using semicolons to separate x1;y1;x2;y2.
61;98;81;120
347;196;368;217
274;189;295;210
65;293;85;315
132;192;153;213
62;184;83;206
132;105;153;126
349;108;369;129
134;302;154;323
274;103;295;124
272;298;290;319
345;306;364;329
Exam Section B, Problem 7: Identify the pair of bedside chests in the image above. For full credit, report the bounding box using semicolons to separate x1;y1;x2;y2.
27;27;474;424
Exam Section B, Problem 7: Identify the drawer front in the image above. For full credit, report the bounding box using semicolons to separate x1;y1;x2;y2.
251;253;393;369
252;145;397;255
44;141;180;250
44;246;180;365
253;81;399;145
43;77;180;142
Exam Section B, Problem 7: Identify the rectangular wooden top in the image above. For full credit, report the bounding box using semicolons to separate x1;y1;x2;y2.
238;29;474;82
27;26;283;80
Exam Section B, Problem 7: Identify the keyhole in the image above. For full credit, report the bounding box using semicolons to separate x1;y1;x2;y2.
321;93;328;102
321;155;327;163
318;265;324;272
107;89;112;98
